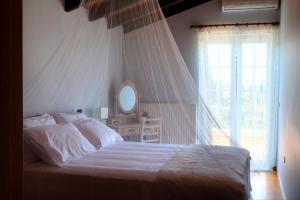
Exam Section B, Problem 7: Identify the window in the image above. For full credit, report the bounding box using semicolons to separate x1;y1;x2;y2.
198;25;279;170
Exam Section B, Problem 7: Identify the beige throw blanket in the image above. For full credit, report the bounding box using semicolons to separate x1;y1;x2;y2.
24;144;250;200
153;145;251;200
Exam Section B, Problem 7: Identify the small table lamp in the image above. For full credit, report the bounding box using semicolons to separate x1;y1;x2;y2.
100;107;109;123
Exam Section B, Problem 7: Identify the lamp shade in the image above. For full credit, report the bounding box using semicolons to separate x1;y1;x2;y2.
100;107;109;120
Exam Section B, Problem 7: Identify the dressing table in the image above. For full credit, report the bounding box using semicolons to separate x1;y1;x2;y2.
108;80;141;141
109;115;141;140
108;80;161;142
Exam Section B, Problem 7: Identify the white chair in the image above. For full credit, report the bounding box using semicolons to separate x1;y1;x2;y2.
140;118;161;143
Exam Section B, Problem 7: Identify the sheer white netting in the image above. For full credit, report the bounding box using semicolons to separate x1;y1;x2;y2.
23;0;257;198
24;0;226;146
24;0;257;169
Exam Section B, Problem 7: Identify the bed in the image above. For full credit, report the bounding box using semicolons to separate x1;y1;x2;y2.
24;141;251;200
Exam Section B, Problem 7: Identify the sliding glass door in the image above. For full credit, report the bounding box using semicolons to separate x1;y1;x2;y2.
198;25;279;170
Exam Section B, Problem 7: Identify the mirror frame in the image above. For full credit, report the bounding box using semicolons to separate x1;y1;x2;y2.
117;80;138;114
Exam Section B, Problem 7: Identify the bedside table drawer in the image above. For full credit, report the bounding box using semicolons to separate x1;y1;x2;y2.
111;119;122;126
143;127;160;135
124;127;139;136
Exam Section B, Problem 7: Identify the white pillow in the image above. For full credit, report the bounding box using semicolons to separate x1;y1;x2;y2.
74;118;123;149
23;123;96;166
23;113;56;128
53;113;88;124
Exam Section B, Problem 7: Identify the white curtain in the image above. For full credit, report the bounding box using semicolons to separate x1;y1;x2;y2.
198;25;279;170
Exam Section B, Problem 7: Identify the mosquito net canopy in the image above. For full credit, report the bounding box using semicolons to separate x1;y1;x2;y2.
23;1;260;199
24;0;224;146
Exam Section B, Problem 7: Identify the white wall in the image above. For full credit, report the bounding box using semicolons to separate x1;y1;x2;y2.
167;0;280;82
278;0;300;199
23;0;123;116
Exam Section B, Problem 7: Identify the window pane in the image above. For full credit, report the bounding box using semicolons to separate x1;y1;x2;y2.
220;68;231;85
211;129;231;146
255;44;267;66
208;45;219;66
254;67;266;86
198;27;278;170
208;44;231;67
242;43;268;67
242;44;254;66
205;44;232;146
220;45;231;67
211;67;218;82
242;67;253;89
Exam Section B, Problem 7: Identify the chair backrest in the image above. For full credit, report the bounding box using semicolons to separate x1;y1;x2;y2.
141;117;161;143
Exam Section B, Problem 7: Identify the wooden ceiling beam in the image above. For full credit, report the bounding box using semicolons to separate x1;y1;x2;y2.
88;0;155;22
108;10;161;29
65;0;212;18
160;0;211;17
64;0;212;31
123;11;162;33
107;0;160;29
82;0;108;9
107;0;154;18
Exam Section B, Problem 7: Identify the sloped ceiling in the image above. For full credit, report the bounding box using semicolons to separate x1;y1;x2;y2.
64;0;211;32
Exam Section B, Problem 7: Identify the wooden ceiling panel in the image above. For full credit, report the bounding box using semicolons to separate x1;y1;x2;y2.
64;0;211;32
107;0;160;29
159;0;211;17
65;0;211;18
123;11;162;33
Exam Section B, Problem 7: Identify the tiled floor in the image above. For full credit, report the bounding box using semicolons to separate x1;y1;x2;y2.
251;172;285;200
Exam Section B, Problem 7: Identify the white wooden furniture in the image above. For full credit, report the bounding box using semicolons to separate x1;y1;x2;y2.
109;114;141;141
140;117;161;143
108;80;161;142
109;80;141;141
109;116;162;142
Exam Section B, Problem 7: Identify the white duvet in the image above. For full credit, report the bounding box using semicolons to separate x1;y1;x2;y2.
25;142;183;181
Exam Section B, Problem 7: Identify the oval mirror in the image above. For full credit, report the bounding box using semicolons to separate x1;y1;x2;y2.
119;82;137;114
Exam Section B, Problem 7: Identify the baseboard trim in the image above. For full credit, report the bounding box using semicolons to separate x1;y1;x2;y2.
278;173;287;200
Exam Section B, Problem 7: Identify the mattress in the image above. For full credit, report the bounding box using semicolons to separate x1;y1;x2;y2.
24;142;250;200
